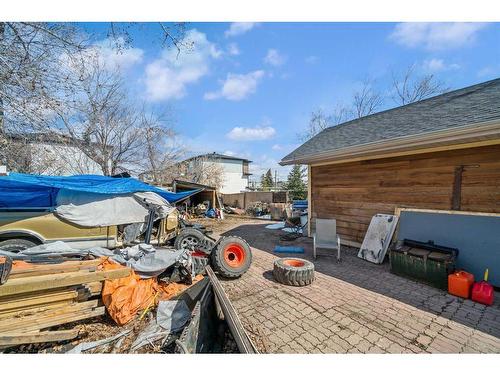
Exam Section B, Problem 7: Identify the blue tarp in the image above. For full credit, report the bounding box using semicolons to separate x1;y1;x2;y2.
292;200;308;210
0;173;200;208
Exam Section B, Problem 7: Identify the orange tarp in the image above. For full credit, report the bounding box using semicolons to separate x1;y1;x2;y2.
100;260;202;325
10;257;201;326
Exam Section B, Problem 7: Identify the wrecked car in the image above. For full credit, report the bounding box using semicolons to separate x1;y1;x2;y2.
0;173;191;251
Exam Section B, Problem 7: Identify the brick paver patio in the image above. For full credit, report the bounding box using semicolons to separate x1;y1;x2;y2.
215;220;500;353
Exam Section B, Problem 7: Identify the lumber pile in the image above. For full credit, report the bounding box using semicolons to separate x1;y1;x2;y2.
0;258;131;349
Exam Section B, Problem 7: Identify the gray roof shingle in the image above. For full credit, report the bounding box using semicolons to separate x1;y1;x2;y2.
281;78;500;164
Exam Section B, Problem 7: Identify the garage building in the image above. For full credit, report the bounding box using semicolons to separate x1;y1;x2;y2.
280;78;500;246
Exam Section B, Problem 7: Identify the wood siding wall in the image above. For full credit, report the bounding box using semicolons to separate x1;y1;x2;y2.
310;144;500;244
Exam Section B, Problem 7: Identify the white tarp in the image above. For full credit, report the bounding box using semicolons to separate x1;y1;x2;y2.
357;214;399;264
55;189;173;227
14;241;187;278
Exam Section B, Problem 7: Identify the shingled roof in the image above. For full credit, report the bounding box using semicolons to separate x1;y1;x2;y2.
281;78;500;165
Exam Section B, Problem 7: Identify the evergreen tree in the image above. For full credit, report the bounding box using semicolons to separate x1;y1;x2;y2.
285;165;307;200
260;169;274;191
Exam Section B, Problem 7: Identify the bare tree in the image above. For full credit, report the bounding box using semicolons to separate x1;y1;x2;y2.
0;22;188;174
176;155;225;190
0;22;86;170
300;105;350;141
107;23;189;55
391;65;449;105
353;79;384;118
300;109;331;141
53;53;145;176
139;111;186;186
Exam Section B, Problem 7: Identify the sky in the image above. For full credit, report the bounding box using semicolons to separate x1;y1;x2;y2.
80;22;500;182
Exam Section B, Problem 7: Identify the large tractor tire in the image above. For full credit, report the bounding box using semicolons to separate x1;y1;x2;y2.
211;236;252;279
273;258;314;286
174;228;214;252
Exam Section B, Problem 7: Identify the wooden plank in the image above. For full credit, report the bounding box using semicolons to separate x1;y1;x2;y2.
10;265;98;279
0;268;130;297
395;207;500;218
0;289;79;311
0;300;74;319
0;299;99;331
9;266;97;279
0;329;80;348
83;281;103;297
10;259;103;277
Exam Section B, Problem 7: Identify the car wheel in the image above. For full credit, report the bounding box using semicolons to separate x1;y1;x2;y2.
174;228;213;251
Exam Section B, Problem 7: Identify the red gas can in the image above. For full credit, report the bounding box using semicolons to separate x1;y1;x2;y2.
448;271;474;299
471;269;494;306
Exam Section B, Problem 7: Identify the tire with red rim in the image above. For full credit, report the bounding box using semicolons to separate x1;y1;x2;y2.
211;236;252;278
273;258;314;286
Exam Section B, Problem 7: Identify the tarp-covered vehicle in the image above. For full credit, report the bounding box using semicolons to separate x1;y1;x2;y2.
0;173;252;279
0;173;198;251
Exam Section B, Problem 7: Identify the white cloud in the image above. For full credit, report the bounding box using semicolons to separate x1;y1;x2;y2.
60;37;144;74
144;29;221;101
264;49;286;66
93;38;144;71
225;22;258;37
390;22;487;50
422;58;460;72
224;150;236;156
305;55;319;64
271;144;283;151
226;124;276;141
204;70;265;101
227;43;240;56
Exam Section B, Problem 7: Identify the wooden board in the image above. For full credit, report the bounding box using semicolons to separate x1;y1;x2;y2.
10;259;103;278
0;299;100;331
0;329;80;348
0;302;105;334
0;288;80;311
0;300;74;319
10;265;98;279
0;268;130;297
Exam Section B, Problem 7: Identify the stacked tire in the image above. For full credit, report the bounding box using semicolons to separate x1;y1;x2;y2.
273;258;315;286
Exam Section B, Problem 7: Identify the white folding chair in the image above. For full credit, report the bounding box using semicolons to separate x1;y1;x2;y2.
313;218;341;261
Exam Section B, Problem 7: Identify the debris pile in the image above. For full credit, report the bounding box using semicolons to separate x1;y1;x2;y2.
223;206;245;215
178;202;223;219
0;258;129;348
0;241;205;351
245;201;270;218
